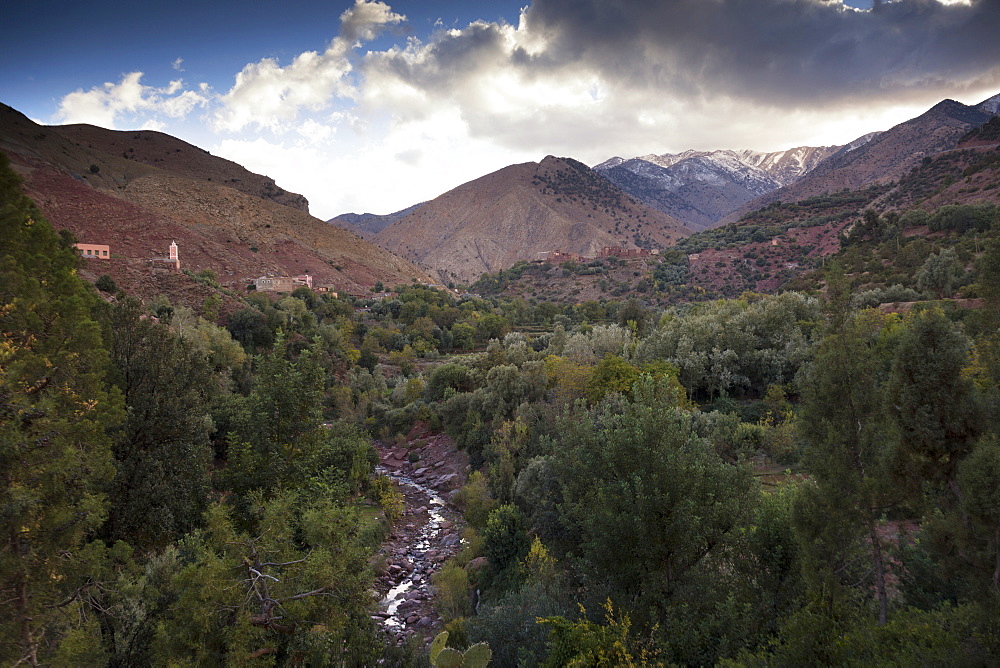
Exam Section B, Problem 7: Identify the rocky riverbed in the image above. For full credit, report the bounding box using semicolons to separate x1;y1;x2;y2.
372;432;469;647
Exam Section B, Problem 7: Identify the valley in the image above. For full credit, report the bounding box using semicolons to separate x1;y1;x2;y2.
3;87;1000;666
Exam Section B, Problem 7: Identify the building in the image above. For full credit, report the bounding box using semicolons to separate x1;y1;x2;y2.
149;240;180;271
599;246;656;258
75;243;110;259
536;250;585;263
255;274;314;292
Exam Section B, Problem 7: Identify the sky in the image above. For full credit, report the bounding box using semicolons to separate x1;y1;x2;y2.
2;0;999;220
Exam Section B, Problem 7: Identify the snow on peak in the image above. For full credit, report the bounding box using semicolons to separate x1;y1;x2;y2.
977;92;1000;115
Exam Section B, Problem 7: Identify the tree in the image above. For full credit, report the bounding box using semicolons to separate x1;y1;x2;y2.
152;496;380;664
957;441;1000;590
585;355;639;404
95;273;118;293
916;248;963;299
887;308;983;495
0;153;124;664
227;306;274;351
482;504;531;575
225;337;376;508
797;304;898;625
99;299;214;551
548;377;756;615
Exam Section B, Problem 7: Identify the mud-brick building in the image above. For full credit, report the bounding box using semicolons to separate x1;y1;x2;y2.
75;243;110;259
255;274;313;292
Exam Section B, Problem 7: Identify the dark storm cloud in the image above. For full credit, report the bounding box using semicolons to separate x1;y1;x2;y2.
520;0;1000;105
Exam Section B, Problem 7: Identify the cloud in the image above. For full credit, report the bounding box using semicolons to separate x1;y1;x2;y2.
352;0;1000;159
54;72;209;129
212;105;531;219
172;57;184;72
48;0;1000;217
212;0;405;133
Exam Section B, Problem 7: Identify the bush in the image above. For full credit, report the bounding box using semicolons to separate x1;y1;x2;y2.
432;562;472;621
95;274;118;293
370;475;404;522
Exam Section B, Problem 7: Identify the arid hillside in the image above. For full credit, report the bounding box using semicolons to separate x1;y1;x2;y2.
720;98;994;225
0;103;432;307
375;156;691;283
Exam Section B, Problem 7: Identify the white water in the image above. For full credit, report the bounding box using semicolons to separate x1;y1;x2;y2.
376;466;449;630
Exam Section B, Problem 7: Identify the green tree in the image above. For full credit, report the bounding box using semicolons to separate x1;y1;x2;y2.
482;504;531;575
797;304;898;624
0;154;124;664
957;440;1000;590
887;308;983;494
95;273;118;293
916;248;963;299
227;306;275;351
549;377;756;615
152;496;380;665
99;298;214;551
584;355;639;404
225;337;375;507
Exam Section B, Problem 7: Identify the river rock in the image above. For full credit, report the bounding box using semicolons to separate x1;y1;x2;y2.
466;557;490;572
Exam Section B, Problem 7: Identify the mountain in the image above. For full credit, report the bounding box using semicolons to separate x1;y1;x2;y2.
718;96;998;225
328;203;425;240
0;103;432;309
55;123;311;212
594;145;843;230
374;156;692;283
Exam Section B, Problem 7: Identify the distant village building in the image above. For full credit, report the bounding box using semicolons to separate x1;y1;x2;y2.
535;246;659;264
599;246;656;258
536;250;585;263
148;240;181;272
255;274;313;292
75;243;110;259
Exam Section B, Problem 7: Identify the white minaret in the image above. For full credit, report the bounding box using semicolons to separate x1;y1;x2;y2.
169;241;179;270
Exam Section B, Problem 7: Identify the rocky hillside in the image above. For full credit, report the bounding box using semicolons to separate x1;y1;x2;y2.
328;202;425;240
54;123;311;212
374;156;691;284
594;145;843;230
0;103;432;307
719;96;999;225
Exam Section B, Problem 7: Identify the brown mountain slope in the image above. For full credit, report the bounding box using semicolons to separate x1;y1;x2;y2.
0;103;432;305
375;156;691;283
56;123;310;212
719;99;993;226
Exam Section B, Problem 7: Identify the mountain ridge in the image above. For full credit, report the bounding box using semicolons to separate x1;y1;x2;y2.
374;156;692;283
594;145;843;230
0;103;432;307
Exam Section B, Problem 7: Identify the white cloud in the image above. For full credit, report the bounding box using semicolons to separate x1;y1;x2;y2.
212;0;405;133
47;0;1000;217
54;72;209;129
172;57;184;72
213;106;534;220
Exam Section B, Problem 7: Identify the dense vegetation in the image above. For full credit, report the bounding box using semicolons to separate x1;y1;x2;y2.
4;137;1000;667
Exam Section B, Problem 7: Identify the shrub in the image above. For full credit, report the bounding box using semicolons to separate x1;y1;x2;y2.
370;475;404;522
432;563;472;621
95;274;118;293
